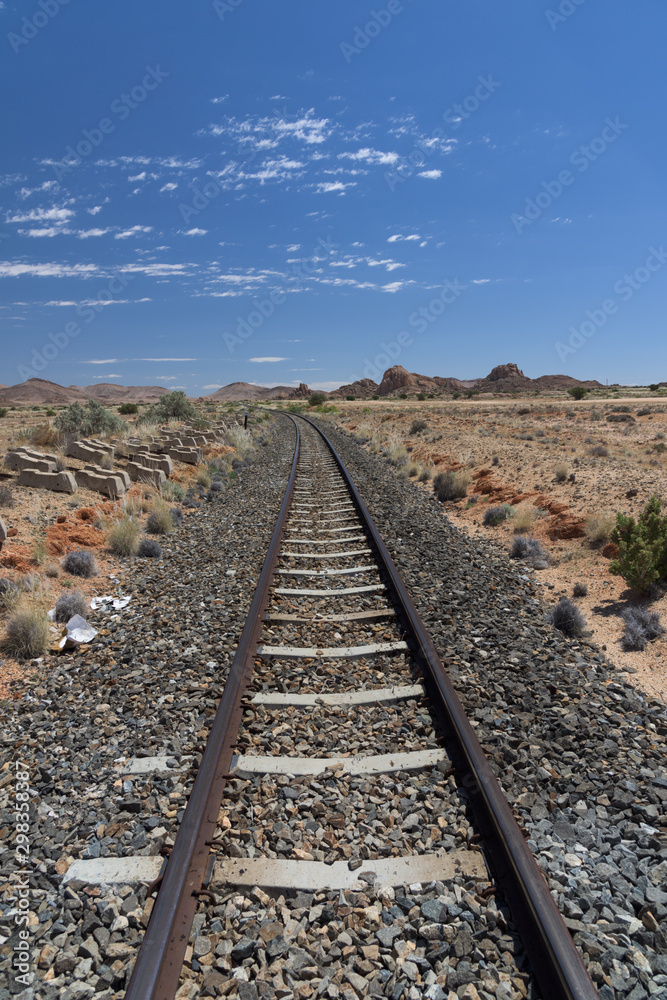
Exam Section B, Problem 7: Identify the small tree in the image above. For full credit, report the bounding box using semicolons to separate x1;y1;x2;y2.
609;495;667;594
568;386;588;400
144;390;196;422
55;400;124;437
308;392;326;407
118;402;138;415
649;384;660;392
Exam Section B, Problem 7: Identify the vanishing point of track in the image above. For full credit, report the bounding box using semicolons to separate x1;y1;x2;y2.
124;414;599;1000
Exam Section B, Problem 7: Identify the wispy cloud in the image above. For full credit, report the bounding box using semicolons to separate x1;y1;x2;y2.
114;225;153;239
249;356;288;363
418;169;442;179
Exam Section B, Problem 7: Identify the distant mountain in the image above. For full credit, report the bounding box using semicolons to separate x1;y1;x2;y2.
203;382;296;401
0;378;91;406
75;383;170;403
0;378;171;406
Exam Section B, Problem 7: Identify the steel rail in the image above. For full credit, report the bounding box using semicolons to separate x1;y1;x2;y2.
300;414;599;1000
124;416;300;1000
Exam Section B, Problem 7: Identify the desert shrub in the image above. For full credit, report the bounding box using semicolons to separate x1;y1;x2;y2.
416;393;426;401
637;408;653;417
554;463;568;482
585;512;614;545
138;537;163;558
509;536;548;567
386;439;409;468
410;419;428;434
107;517;140;556
649;384;660;391
491;456;499;466
548;597;587;637
162;481;186;502
4;607;50;658
517;407;530;415
117;403;138;415
345;395;355;401
433;470;470;501
0;408;7;418
0;483;15;508
610;404;631;412
511;507;536;533
609;495;667;594
196;469;212;488
146;500;173;535
55;400;124;438
573;582;588;597
590;445;609;457
418;468;432;482
607;413;634;423
483;504;513;527
654;442;666;454
568;386;588;400
23;423;61;447
142;390;196;423
621;606;665;650
170;506;184;525
54;589;87;623
308;392;327;407
0;578;19;610
45;563;60;578
62;549;98;577
209;480;224;492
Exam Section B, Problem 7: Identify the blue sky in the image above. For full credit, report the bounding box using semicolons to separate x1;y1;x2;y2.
1;0;666;393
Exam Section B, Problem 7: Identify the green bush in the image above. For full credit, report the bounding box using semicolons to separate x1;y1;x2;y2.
118;402;138;415
55;400;124;437
609;495;667;594
568;386;588;400
308;392;327;407
142;390;196;423
0;408;7;418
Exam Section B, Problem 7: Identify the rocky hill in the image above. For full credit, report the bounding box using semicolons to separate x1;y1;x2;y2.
74;383;170;403
0;379;91;406
203;382;295;402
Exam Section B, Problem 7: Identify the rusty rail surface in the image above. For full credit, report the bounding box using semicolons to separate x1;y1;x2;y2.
124;417;300;1000
125;412;599;1000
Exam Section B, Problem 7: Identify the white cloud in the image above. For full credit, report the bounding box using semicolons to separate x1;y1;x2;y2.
87;205;104;215
210;96;229;104
338;148;399;166
20;227;62;238
470;278;490;284
203;384;223;390
115;225;153;239
418;170;442;179
76;228;111;238
150;375;178;380
128;172;147;182
249;357;288;363
45;300;77;307
17;181;58;200
182;228;207;236
92;374;122;379
382;281;412;293
160;182;178;192
387;233;421;242
0;261;99;278
315;181;355;194
6;206;74;224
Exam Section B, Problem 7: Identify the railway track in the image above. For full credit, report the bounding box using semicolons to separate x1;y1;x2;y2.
124;414;599;1000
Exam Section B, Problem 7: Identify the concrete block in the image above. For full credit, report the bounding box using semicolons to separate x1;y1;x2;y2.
164;447;201;465
66;441;109;464
75;469;126;498
125;462;166;487
16;469;76;493
128;452;172;476
84;465;131;490
5;453;56;473
13;446;60;463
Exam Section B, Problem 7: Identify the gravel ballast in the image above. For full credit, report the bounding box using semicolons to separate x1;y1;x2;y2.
1;414;665;1000
315;420;667;1000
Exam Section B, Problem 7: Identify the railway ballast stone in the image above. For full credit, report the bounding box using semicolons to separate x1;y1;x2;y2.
16;468;76;492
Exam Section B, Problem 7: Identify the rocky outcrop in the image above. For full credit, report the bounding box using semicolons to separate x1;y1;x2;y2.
329;379;379;400
290;383;311;399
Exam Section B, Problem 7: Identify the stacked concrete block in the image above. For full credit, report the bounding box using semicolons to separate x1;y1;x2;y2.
5;452;56;474
13;446;60;463
125;462;166;488
16;469;76;493
75;468;126;498
66;440;110;465
162;446;202;465
83;464;131;491
127;452;173;476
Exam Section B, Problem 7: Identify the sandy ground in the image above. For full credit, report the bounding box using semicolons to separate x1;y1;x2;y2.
329;396;667;706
